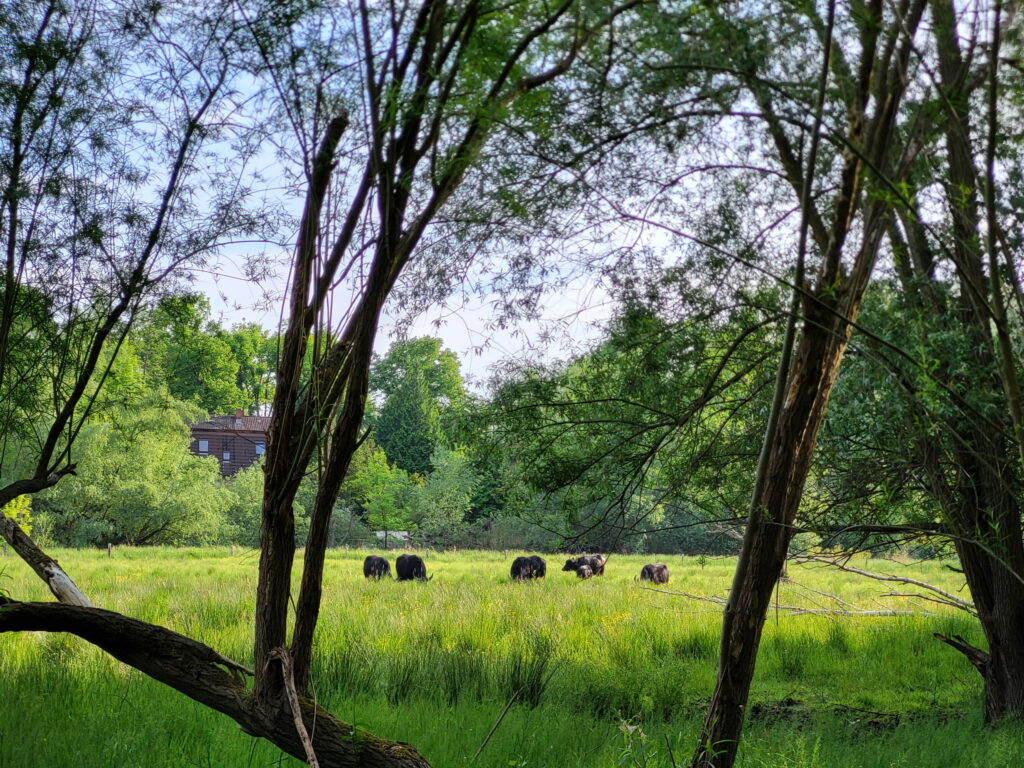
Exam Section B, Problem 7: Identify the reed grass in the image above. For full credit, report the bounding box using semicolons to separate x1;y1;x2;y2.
1;547;1016;767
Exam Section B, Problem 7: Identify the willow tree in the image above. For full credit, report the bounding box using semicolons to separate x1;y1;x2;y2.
691;0;1024;737
682;1;929;766
0;0;648;765
828;0;1024;723
0;0;266;599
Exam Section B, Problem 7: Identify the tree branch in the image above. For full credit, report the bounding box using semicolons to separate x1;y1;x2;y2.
933;632;988;675
793;555;976;615
0;600;431;767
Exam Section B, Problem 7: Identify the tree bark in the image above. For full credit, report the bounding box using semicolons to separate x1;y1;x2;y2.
692;306;860;767
906;0;1024;723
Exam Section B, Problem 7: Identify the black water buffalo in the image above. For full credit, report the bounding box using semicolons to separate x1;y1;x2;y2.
639;562;669;584
396;553;431;581
562;554;606;577
576;564;593;579
510;555;547;581
363;555;391;579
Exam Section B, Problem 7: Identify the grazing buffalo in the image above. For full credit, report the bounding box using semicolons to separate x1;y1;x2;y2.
639;562;669;585
576;564;593;579
396;553;431;581
562;554;607;577
511;555;547;581
528;554;547;578
363;555;391;579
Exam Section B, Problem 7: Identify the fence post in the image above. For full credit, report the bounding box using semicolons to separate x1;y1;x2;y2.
107;542;112;558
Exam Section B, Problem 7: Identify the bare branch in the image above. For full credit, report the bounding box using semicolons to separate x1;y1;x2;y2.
793;555;976;615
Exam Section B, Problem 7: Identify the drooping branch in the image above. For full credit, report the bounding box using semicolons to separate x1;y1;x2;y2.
0;600;431;768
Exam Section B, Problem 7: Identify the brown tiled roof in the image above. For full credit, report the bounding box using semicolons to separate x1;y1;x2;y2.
191;414;272;432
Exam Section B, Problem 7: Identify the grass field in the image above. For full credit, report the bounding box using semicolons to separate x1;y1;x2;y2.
1;547;1020;767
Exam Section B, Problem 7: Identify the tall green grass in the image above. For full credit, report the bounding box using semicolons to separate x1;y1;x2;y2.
1;548;1014;767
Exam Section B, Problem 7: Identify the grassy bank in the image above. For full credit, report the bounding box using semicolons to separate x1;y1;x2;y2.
1;548;1015;767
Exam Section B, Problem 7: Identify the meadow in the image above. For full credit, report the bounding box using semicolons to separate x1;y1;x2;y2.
1;547;1021;768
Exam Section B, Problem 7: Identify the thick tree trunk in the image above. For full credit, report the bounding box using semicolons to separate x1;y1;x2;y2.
691;317;852;767
944;539;1024;722
0;599;432;767
942;445;1024;723
906;0;1024;722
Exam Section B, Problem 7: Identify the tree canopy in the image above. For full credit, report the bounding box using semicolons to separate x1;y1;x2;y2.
2;1;1024;767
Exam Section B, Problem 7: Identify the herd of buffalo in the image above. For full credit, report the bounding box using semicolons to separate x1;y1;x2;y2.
362;553;670;584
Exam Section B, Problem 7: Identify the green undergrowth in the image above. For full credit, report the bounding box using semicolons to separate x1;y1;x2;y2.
0;547;1014;767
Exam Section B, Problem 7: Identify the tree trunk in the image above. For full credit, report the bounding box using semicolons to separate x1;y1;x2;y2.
691;315;855;767
689;0;926;761
939;433;1024;722
944;536;1024;722
906;0;1024;722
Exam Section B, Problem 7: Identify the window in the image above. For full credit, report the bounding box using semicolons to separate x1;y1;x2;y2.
223;450;231;462
235;418;242;427
255;442;265;456
198;440;208;453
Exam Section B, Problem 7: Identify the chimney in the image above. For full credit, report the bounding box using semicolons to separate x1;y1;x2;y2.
235;408;244;418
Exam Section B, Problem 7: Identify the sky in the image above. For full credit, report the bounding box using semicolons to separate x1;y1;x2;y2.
192;260;615;393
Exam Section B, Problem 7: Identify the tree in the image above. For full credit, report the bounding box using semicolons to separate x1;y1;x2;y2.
374;367;441;475
223;460;265;547
418;446;477;546
0;0;648;765
486;297;777;552
223;459;311;547
36;392;231;545
883;0;1024;722
346;442;420;548
225;323;278;415
806;0;1024;724
136;295;244;414
0;0;265;601
656;3;930;765
371;337;466;475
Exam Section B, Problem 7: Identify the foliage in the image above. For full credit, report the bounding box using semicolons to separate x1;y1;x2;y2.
1;496;31;537
222;460;313;548
347;442;422;547
371;338;467;476
222;462;264;548
486;297;777;551
35;392;232;545
0;0;271;509
223;323;278;415
135;296;244;415
417;447;479;547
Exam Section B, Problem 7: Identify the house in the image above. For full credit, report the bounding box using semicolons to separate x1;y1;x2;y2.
190;409;272;476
